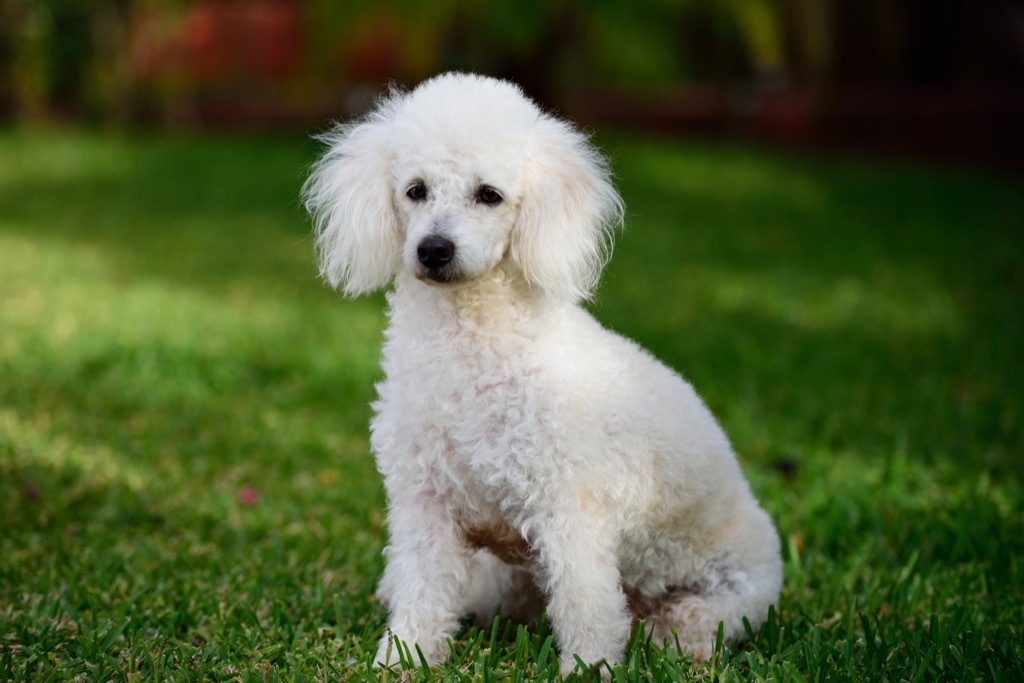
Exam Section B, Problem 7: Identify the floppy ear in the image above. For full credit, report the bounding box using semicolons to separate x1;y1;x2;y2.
302;110;402;296
511;116;624;302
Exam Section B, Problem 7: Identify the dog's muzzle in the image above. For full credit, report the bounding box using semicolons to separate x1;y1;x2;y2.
417;235;457;282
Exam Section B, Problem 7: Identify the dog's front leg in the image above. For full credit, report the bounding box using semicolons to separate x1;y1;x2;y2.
373;490;471;668
531;505;631;674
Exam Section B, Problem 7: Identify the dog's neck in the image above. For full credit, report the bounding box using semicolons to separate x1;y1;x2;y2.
388;268;560;336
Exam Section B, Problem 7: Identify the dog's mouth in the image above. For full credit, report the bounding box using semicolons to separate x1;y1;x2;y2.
419;268;460;284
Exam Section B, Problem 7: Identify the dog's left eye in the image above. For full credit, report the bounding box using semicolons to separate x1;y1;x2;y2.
406;183;427;202
475;185;503;206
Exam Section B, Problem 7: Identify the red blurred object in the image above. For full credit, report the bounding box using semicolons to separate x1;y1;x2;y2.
177;0;301;83
343;14;401;83
237;486;260;507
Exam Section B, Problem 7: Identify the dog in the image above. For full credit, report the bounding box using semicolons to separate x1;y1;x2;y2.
303;72;782;673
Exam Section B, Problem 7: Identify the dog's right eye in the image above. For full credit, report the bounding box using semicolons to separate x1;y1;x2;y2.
406;183;427;202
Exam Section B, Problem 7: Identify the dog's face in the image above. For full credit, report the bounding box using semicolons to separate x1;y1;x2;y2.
305;73;624;301
393;143;525;286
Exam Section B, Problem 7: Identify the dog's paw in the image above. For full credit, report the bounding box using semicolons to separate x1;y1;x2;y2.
373;627;450;669
647;594;727;662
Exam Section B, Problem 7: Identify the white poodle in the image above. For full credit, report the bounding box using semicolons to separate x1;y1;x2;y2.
303;72;782;673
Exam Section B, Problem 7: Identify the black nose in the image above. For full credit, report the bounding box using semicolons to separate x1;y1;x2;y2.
417;236;455;269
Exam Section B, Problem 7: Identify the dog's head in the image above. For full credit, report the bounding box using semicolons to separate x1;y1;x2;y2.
303;72;623;302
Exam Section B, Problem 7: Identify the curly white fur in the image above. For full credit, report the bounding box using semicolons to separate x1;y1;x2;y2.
304;72;782;674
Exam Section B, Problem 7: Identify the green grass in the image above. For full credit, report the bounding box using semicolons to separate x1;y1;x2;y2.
1;127;1021;682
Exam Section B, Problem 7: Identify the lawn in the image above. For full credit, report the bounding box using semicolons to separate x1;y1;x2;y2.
0;128;1021;682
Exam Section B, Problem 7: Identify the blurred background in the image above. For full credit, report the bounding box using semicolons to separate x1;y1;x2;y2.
2;0;1023;169
2;5;1022;679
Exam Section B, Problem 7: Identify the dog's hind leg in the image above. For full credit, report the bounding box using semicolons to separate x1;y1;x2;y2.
643;525;782;661
643;589;755;661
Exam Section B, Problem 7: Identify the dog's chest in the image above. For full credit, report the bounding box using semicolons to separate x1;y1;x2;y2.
425;361;533;479
377;323;544;515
